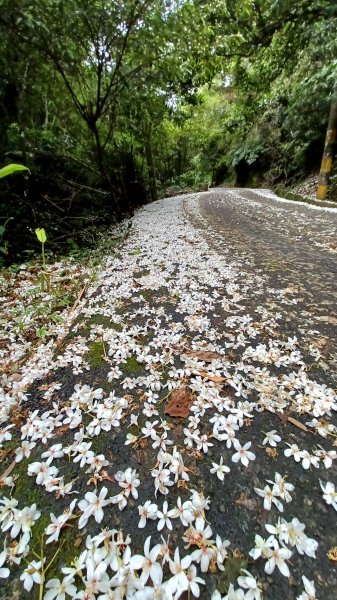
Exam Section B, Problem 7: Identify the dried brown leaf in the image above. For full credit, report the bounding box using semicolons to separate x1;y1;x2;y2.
274;410;288;426
10;409;29;428
11;373;22;382
274;410;308;432
0;460;16;483
287;416;308;432
183;349;222;362
315;336;329;349
235;493;259;511
164;386;194;418
200;372;226;383
0;447;14;462
137;438;149;449
55;424;70;436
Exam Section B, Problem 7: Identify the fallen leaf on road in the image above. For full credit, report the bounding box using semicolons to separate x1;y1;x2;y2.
287;416;308;432
274;410;288;426
200;372;226;383
315;336;329;349
10;409;29;428
0;460;16;483
10;373;22;382
234;493;259;511
55;424;70;436
183;349;222;362
165;387;194;417
0;447;14;462
137;438;149;449
274;410;308;432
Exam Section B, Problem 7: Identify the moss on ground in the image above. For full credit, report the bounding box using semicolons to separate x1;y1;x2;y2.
273;184;337;209
87;340;107;367
12;458;41;501
261;259;289;271
87;314;123;331
122;354;145;376
215;555;248;594
139;289;152;300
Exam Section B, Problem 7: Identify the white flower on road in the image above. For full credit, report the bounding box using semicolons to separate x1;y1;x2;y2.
0;544;9;579
254;485;283;512
15;441;36;462
137;500;158;528
2;503;41;539
125;433;138;446
129;536;162;586
117;468;140;499
249;534;274;560
27;462;58;486
284;443;302;462
210;456;230;480
41;444;64;462
172;497;194;526
44;577;77;600
237;569;262;600
78;487;110;528
262;430;281;447
215;535;230;570
166;547;192;597
20;560;44;591
186;564;205;598
297;575;317;600
214;584;245;599
320;480;337;510
45;500;77;544
271;473;294;503
315;446;336;468
264;539;292;577
157;501;176;531
231;440;256;467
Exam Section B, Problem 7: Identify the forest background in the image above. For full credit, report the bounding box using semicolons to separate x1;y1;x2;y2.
1;0;337;265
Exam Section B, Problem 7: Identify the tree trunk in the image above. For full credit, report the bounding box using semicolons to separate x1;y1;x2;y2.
92;124;121;217
316;96;337;200
18;59;30;166
143;121;158;203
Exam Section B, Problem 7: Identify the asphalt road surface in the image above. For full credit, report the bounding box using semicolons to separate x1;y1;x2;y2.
189;187;337;382
2;188;337;600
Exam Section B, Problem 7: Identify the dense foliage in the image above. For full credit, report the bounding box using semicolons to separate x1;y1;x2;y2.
0;0;336;263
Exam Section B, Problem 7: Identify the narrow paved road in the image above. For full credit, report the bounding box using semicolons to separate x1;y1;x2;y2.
187;187;337;383
2;189;337;600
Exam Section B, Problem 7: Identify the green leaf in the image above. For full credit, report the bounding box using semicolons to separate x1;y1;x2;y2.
35;228;47;244
0;164;30;179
